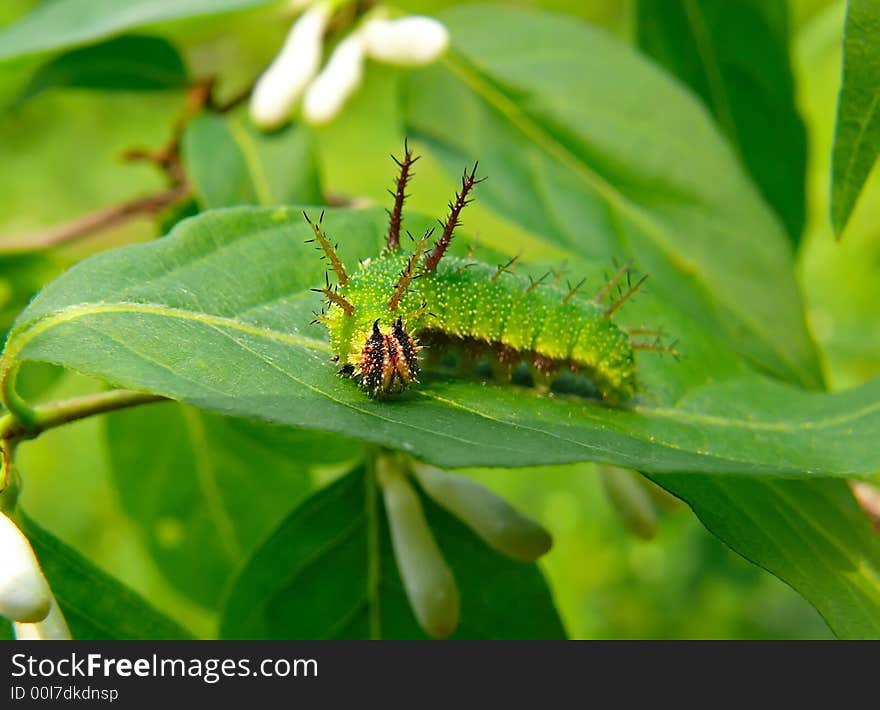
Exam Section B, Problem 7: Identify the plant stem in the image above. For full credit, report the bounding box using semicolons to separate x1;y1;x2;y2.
0;363;39;431
0;390;166;443
365;453;382;640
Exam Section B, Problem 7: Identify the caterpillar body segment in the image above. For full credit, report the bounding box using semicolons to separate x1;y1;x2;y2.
320;253;637;400
310;144;673;401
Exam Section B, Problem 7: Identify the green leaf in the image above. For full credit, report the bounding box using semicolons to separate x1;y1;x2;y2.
405;5;822;388
16;34;188;104
183;112;322;209
651;475;880;639
0;0;278;63
3;206;879;475
183;114;257;208
831;0;880;236
105;401;363;607
16;512;192;639
220;467;566;639
636;0;807;244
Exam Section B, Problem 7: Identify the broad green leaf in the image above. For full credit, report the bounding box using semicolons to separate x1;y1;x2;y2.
183;112;322;209
220;467;566;639
651;475;880;638
405;6;822;388
3;206;879;475
105;402;363;608
0;0;279;63
636;0;807;244
16;34;188;104
831;0;880;236
15;511;192;639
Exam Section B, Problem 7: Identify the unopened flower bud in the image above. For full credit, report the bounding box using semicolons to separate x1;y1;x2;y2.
412;462;552;561
377;458;459;639
0;512;51;623
363;16;449;66
303;33;366;125
14;598;71;640
250;2;331;129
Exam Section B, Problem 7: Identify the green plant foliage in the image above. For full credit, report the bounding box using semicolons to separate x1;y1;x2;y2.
183;113;322;208
105;402;363;607
404;6;822;389
651;475;880;639
13;512;192;639
831;0;880;236
3;207;877;474
0;0;278;63
220;467;565;639
636;0;807;244
16;34;188;104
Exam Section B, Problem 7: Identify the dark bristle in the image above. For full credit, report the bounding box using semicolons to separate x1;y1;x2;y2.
386;139;419;250
423;161;484;272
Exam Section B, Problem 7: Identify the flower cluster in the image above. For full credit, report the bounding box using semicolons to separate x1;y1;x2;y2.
376;456;552;638
250;2;449;128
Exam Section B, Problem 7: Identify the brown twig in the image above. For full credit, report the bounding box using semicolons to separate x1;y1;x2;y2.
0;78;216;255
0;183;191;254
207;83;253;114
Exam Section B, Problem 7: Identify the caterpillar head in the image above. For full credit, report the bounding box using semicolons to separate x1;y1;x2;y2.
343;318;421;397
308;142;481;398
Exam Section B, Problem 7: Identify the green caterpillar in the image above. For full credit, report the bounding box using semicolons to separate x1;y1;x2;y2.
308;143;677;401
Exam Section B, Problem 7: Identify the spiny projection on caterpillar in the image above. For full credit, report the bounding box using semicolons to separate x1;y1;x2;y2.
306;142;679;402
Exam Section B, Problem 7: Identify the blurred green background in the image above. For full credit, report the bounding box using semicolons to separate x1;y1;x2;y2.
2;0;878;639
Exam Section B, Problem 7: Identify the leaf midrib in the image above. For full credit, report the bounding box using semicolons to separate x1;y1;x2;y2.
6;300;879;474
5;300;531;455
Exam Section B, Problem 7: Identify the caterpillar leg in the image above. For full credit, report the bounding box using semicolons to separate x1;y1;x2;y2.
530;354;559;394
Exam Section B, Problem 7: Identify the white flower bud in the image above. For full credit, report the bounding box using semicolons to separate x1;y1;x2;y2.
377;458;459;639
250;2;332;129
302;33;366;125
14;598;71;640
411;463;552;561
363;16;449;66
0;512;51;623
